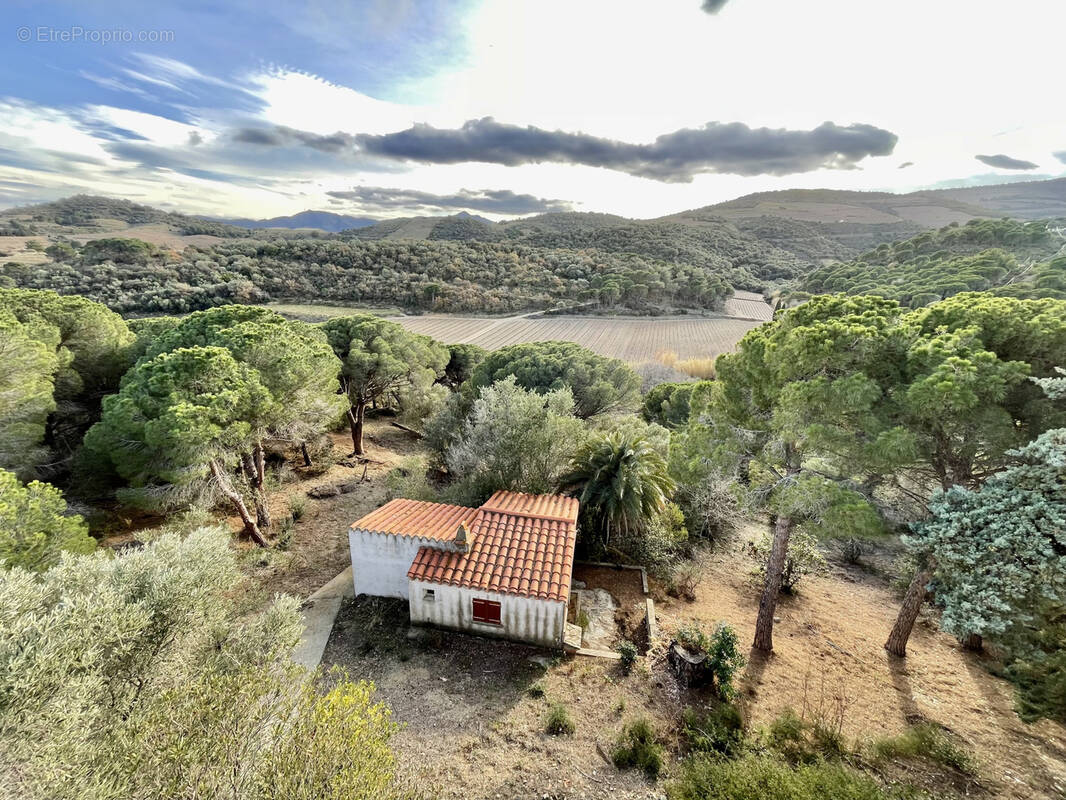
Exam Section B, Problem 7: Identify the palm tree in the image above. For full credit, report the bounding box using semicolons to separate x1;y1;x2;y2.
558;430;676;548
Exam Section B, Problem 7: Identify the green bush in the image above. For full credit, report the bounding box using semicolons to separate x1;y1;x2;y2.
288;496;306;521
675;622;745;699
612;717;664;779
871;723;976;775
527;681;546;699
767;709;847;764
682;702;745;757
617;640;639;674
545;702;575;736
668;755;897;800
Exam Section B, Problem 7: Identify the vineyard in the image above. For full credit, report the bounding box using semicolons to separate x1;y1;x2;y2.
391;312;764;363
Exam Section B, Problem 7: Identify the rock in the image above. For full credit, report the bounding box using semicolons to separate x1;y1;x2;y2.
406;627;426;641
571;580;587;589
307;479;362;499
773;616;781;623
528;654;553;668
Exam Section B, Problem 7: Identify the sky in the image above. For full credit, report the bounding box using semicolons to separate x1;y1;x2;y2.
1;0;1064;220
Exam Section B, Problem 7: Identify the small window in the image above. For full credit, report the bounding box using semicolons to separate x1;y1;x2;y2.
423;588;436;602
472;598;502;625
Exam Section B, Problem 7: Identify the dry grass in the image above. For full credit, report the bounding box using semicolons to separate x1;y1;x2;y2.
653;523;1066;800
674;357;716;380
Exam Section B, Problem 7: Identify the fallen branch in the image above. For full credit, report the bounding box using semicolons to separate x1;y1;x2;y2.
389;421;424;438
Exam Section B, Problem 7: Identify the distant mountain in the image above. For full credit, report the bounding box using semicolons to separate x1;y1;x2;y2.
932;177;1066;220
211;210;379;232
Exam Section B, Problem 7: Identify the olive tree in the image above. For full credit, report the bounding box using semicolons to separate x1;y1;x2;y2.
0;527;404;800
465;341;641;419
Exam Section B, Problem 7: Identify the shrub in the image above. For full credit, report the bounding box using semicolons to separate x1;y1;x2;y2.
668;755;895;800
674;357;716;380
839;537;865;565
612;717;664;779
767;709;848;765
618;640;639;674
676;622;745;700
288;496;307;521
748;528;827;593
871;723;976;775
545;702;575;735
668;559;705;600
682;702;745;757
527;681;546;699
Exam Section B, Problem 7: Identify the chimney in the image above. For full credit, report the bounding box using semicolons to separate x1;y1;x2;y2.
454;522;471;553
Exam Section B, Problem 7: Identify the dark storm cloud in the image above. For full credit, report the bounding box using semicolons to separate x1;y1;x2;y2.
975;153;1039;170
701;0;730;13
326;186;573;214
281;117;894;182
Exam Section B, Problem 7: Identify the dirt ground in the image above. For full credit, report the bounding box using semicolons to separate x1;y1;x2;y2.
652;525;1066;800
321;595;676;800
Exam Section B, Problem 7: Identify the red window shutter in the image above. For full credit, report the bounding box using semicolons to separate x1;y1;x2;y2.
472;598;502;624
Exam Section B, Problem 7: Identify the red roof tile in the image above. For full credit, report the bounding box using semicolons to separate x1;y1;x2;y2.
351;498;472;541
406;491;578;602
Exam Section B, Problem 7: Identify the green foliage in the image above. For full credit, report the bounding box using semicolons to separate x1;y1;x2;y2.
676;622;746;700
749;527;828;594
443;342;487;389
644;381;711;428
617;640;639;673
0;526;405;800
802;218;1062;306
0;310;57;478
4;230;757;315
767;709;848;764
682;702;745;757
527;681;546;699
559;430;675;548
85;346;269;508
1000;599;1066;723
466;341;640;419
0;289;134;474
870;723;976;775
668;755;897;800
545;702;576;735
441;377;585;505
322;314;448;451
0;470;94;570
612;717;664;779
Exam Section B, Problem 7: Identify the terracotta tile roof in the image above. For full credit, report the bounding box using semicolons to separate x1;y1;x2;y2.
351;498;472;541
407;491;578;602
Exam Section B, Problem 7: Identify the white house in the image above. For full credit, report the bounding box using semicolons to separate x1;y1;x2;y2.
348;490;579;648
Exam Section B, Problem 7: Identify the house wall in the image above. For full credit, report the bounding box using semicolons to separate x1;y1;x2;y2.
348;528;429;599
408;579;567;648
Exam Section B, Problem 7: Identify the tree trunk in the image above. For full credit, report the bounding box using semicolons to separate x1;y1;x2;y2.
209;459;266;547
885;568;932;657
752;514;794;653
348;401;366;456
241;447;271;530
961;632;983;652
301;441;312;467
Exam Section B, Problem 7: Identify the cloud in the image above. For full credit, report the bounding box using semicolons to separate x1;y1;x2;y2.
1054;151;1066;165
701;0;730;13
325;186;573;215
975;153;1039;170
898;161;914;169
238;117;898;181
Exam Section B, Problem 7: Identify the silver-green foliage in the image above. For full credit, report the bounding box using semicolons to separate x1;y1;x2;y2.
908;428;1066;639
0;527;403;800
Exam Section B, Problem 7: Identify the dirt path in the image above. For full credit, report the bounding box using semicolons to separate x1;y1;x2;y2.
653;525;1066;800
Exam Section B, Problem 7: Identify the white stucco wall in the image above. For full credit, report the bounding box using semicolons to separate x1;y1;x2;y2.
348;528;429;599
408;579;567;648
